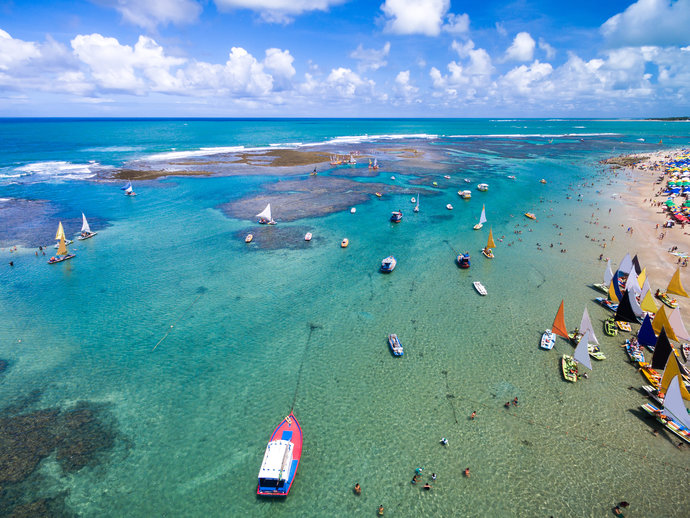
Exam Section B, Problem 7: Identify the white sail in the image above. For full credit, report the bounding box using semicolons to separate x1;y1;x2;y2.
668;308;690;341
641;278;652;299
618;253;633;275
626;269;641;296
574;329;593;370
256;204;272;220
628;289;644;318
125;184;133;194
664;376;690;429
81;213;91;233
478;205;487;225
579;307;599;345
603;259;613;287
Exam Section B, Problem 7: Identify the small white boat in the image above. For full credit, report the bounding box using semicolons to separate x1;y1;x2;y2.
77;213;97;240
390;176;396;180
508;175;516;179
245;234;253;243
540;329;556;350
341;238;349;248
464;178;471;183
380;255;396;273
459;190;471;199
256;204;276;224
477;183;489;192
304;232;312;241
446;204;453;210
350;207;356;214
473;281;487;296
410;197;416;203
443;175;451;179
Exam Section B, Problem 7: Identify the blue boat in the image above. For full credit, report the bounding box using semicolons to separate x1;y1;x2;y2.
388;334;403;356
390;210;403;222
456;252;470;268
380;255;396;273
257;413;303;496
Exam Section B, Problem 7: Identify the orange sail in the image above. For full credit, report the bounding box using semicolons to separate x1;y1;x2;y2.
666;267;688;297
486;227;496;249
552;300;568;338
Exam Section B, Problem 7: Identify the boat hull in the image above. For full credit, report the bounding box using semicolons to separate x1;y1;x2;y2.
561;354;578;382
257;413;303;496
456;254;470;269
77;232;97;241
473;281;487;295
541;330;555;350
388;334;403;356
48;253;76;264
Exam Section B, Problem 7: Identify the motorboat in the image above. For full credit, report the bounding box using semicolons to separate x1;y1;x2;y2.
257;413;303;496
473;281;487;295
304;232;312;241
477;183;488;191
388;333;404;356
390;211;403;223
456;252;470;269
446;204;453;210
459;190;471;199
341;238;349;248
380;256;397;273
541;329;556;350
245;234;253;243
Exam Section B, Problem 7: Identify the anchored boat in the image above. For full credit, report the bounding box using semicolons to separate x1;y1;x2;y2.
388;333;403;356
257;413;303;496
77;213;97;240
380;255;396;273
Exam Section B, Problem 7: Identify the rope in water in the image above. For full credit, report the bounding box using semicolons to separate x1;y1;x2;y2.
291;322;322;413
445;382;690;473
152;293;204;351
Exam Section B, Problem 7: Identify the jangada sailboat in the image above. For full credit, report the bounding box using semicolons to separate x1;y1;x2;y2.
121;180;136;196
473;204;487;230
256;203;276;225
414;194;419;213
48;232;76;264
481;228;495;258
77;212;97;240
641;375;690;444
53;221;73;248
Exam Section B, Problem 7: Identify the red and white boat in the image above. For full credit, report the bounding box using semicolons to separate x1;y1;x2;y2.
257;412;303;496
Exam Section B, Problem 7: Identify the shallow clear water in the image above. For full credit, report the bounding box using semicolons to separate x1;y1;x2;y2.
1;119;689;517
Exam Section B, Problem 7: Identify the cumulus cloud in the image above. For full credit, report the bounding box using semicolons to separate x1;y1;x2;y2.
381;0;450;36
350;42;390;72
442;13;469;35
214;0;347;23
430;39;493;99
504;32;535;62
500;60;553;96
538;38;556;60
393;70;419;102
0;29;41;71
601;0;690;47
263;48;296;90
92;0;202;31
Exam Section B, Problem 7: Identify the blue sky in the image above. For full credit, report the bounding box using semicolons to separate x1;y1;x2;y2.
0;0;689;117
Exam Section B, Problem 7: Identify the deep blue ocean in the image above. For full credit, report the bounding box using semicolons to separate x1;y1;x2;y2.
1;119;689;517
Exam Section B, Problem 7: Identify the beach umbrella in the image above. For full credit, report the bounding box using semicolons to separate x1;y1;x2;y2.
665;199;676;206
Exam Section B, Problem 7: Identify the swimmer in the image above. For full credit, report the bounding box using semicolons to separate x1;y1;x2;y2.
513;397;518;406
464;467;470;477
354;483;361;495
504;402;510;408
431;473;436;481
470;411;476;420
378;504;384;516
423;483;431;490
440;438;448;446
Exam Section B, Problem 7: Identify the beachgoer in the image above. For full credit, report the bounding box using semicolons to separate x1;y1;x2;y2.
416;466;424;474
354;483;361;495
9;261;13;267
618;502;629;508
464;467;470;477
431;473;436;481
613;506;624;516
504;402;510;408
378;504;384;516
411;477;417;485
470;411;476;420
423;483;431;490
440;437;448;445
513;397;518;406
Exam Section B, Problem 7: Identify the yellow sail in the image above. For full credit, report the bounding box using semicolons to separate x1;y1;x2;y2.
666;267;688;297
637;267;646;289
640;290;658;314
56;235;68;256
652;305;679;341
486;227;496;249
661;353;690;401
55;221;66;241
607;281;619;303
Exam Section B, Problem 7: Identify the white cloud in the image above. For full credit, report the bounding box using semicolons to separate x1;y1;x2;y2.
442;13;469;35
0;29;41;71
350;42;390;72
263;48;296;90
495;22;507;37
214;0;347;23
430;40;493;99
92;0;202;31
393;70;419;102
504;32;535;62
601;0;690;47
71;34;186;93
381;0;450;36
500;60;553;96
538;38;556;60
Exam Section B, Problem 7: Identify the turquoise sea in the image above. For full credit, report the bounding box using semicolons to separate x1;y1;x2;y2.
1;119;689;517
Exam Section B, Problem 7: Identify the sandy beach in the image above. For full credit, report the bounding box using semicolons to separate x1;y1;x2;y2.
605;149;690;284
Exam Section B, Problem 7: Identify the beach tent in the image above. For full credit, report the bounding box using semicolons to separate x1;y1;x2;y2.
637;314;657;348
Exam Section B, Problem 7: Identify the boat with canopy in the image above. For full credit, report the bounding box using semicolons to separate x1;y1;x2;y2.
257;413;303;496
